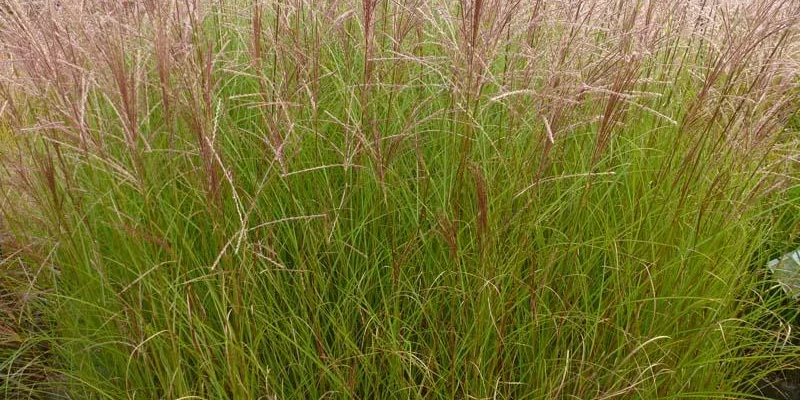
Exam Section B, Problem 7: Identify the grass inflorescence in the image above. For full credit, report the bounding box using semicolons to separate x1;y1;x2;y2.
1;0;800;398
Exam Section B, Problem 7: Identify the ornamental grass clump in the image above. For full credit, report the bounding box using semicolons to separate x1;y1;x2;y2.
1;0;800;398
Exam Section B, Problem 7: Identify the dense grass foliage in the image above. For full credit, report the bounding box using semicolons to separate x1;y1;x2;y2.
1;0;800;398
